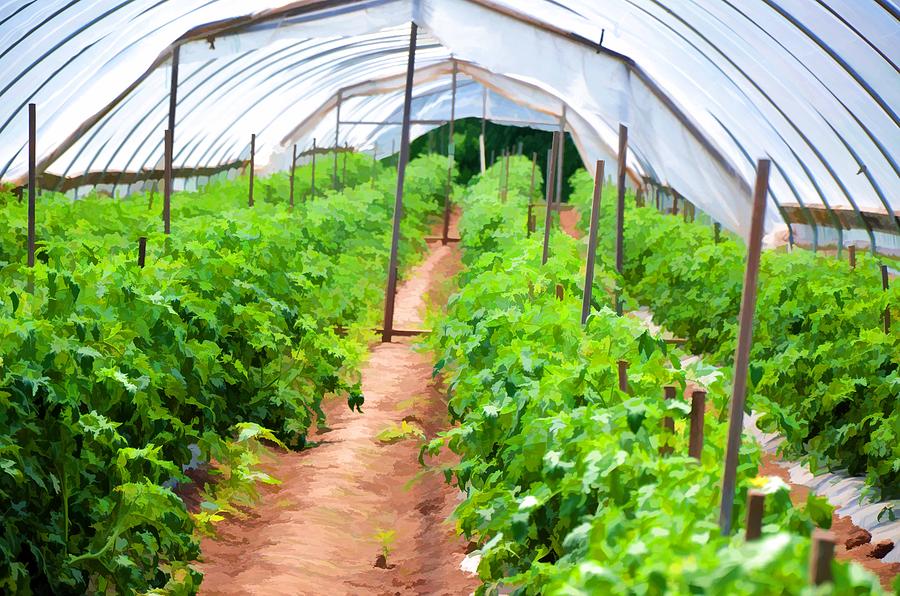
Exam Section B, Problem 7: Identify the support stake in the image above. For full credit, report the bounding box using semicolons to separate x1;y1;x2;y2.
882;265;891;333
661;386;676;456
248;133;255;207
541;132;560;265
617;360;629;394
809;530;836;586
289;143;297;208
615;125;628;315
310;138;317;200
718;159;770;535
27;103;36;270
442;63;458;245
689;390;706;460
163;129;172;234
581;160;604;325
382;22;418;344
745;490;765;541
848;245;856;269
138;237;147;268
529;152;537;201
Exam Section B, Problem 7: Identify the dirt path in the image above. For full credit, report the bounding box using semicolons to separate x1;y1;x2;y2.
196;214;478;595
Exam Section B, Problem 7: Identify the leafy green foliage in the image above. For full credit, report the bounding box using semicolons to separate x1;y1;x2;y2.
0;153;451;593
567;171;900;496
425;159;884;594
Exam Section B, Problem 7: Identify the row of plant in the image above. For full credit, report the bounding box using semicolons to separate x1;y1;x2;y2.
565;170;900;497
0;153;452;594
423;157;887;594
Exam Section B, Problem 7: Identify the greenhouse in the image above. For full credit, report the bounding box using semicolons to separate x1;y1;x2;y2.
0;1;897;594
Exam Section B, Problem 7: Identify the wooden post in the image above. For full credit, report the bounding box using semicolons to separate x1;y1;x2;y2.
529;152;537;201
289;143;297;208
381;22;418;344
661;386;676;456
501;150;510;202
882;265;891;333
248;133;255;207
714;222;721;244
442;63;458;245
809;530;836;585
27;103;36;270
138;237;147;268
163;129;172;234
526;203;534;238
480;87;487;173
745;490;765;541
555;284;564;300
581;160;605;325
719;159;771;535
541;132;560;265
848;245;856;269
309;138;317;200
689;390;706;460
617;360;629;393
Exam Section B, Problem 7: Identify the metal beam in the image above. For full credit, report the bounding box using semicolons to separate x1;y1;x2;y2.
338;119;448;126
382;22;418;344
27;104;36;269
442;62;458;245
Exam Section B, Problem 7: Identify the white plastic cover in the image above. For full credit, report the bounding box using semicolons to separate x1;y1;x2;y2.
0;0;896;240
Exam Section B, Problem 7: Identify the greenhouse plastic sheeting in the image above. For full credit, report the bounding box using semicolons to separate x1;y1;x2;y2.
0;0;896;240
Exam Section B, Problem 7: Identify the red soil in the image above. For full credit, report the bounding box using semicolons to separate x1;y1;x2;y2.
195;213;478;595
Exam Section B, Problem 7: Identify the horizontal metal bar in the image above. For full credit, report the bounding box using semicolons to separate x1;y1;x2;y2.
781;204;899;234
338;119;448;126
32;158;248;194
425;236;461;242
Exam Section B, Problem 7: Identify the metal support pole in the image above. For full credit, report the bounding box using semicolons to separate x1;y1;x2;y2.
555;107;566;205
248;133;255;207
718;159;771;535
163;129;172;234
615;124;627;275
167;45;179;174
581;160;604;325
341;142;348;189
882;265;891;333
541;132;560;265
27;103;36;269
529;152;537;201
382;22;418;344
502;150;510;202
310;138;317;200
289;143;297;208
480;87;487;173
442;63;458;245
333;92;341;189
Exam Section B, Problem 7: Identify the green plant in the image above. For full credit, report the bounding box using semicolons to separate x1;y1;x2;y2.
422;158;885;594
0;153;453;593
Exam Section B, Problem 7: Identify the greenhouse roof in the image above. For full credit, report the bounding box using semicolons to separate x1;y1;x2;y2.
0;0;897;240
